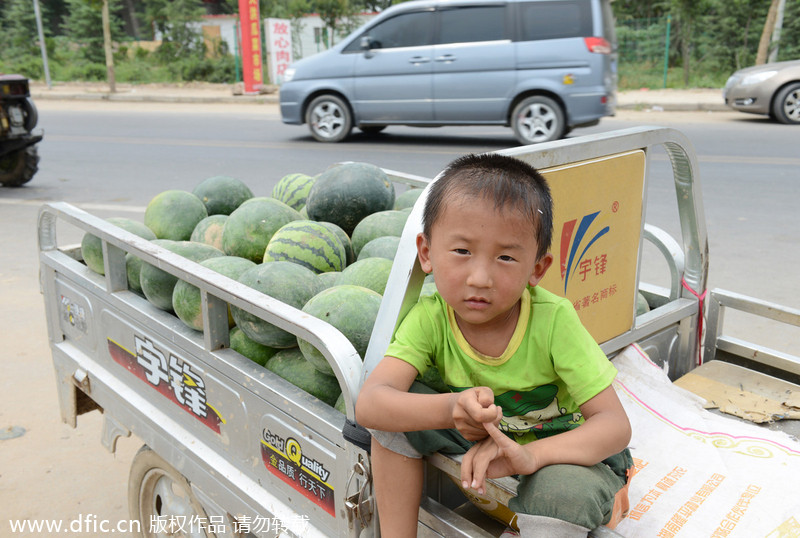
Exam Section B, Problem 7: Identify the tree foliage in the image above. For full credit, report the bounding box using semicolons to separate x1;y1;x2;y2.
64;0;125;64
2;0;799;85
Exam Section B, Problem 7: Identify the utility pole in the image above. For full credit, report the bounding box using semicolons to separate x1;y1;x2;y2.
32;0;52;89
102;0;117;92
768;0;786;63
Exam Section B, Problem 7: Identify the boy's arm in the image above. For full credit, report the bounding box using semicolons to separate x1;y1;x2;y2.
356;356;501;439
461;384;631;493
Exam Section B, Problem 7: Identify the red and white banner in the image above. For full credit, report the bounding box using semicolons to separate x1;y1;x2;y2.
266;18;293;85
238;0;264;94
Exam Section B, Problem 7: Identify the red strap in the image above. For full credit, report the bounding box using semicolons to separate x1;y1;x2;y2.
681;277;708;366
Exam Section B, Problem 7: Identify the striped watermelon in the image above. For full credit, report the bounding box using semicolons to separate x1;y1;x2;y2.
221;197;302;263
272;173;315;211
318;221;355;266
263;220;346;273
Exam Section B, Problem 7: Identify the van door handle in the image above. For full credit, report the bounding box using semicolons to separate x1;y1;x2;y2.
408;56;430;64
435;54;456;63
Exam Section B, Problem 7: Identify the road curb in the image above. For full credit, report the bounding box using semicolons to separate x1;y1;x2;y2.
31;90;728;112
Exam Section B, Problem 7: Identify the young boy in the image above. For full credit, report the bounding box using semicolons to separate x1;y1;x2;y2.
356;153;632;538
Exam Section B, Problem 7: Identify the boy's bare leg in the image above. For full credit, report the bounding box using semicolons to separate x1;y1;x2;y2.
371;437;423;538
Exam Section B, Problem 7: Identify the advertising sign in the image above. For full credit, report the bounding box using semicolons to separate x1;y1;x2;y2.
238;0;264;93
538;150;646;343
266;18;293;85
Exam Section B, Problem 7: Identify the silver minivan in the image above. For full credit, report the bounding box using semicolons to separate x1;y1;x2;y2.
279;0;617;145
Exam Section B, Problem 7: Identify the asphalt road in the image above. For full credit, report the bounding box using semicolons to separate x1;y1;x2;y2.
1;100;798;536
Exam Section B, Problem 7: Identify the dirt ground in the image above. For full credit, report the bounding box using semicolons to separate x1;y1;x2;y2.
0;201;140;537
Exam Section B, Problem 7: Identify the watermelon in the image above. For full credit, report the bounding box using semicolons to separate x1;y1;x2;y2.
81;216;156;274
231;261;317;348
144;190;209;241
334;393;346;414
262;220;346;274
298;285;383;375
350;210;408;257
336;257;393;295
636;292;651;316
266;347;342;407
315;271;341;294
139;240;224;312
394;188;424;210
190;214;228;251
420;279;438;298
318;221;355;266
222;197;302;263
172;256;256;331
272;173;315;211
192;175;253;215
357;236;400;261
230;326;277;366
126;254;146;296
305;162;395;236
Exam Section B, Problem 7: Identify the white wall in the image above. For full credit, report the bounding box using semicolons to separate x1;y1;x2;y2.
196;12;378;66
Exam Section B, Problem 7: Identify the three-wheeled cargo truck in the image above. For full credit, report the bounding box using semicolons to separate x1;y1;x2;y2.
38;126;800;537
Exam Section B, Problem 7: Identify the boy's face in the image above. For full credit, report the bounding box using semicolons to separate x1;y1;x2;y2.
417;194;553;332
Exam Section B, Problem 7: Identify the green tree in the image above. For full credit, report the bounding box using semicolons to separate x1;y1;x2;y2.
669;0;709;86
143;0;205;60
0;0;44;60
64;0;125;64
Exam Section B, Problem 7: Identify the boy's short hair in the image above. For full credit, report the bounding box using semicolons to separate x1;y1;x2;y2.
423;153;553;260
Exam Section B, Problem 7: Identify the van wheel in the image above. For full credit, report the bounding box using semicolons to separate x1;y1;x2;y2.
771;82;800;125
128;445;212;538
306;94;353;142
511;96;565;144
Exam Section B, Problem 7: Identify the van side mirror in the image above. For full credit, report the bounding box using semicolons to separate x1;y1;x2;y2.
360;36;372;50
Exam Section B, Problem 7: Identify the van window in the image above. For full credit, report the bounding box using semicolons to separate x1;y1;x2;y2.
347;11;434;51
437;6;507;44
518;1;593;41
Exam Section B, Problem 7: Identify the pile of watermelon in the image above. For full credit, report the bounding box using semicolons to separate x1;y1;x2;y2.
80;163;429;413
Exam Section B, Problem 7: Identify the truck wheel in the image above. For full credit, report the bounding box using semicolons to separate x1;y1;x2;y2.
0;145;39;187
306;94;353;143
511;95;566;145
128;445;213;538
771;82;800;125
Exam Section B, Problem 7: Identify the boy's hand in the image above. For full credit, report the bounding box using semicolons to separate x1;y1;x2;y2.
460;421;540;495
451;387;501;441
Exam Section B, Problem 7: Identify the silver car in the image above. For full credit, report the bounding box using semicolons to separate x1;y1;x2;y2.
723;59;800;124
280;0;617;145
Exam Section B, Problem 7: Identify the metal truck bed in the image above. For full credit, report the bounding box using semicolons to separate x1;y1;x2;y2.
39;126;800;538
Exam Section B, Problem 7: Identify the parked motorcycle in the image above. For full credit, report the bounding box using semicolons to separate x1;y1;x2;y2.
0;74;42;187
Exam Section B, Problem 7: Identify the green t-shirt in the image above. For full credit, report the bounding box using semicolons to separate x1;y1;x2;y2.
385;286;617;444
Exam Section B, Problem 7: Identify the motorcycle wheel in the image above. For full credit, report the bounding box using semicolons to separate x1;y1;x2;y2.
0;145;39;187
